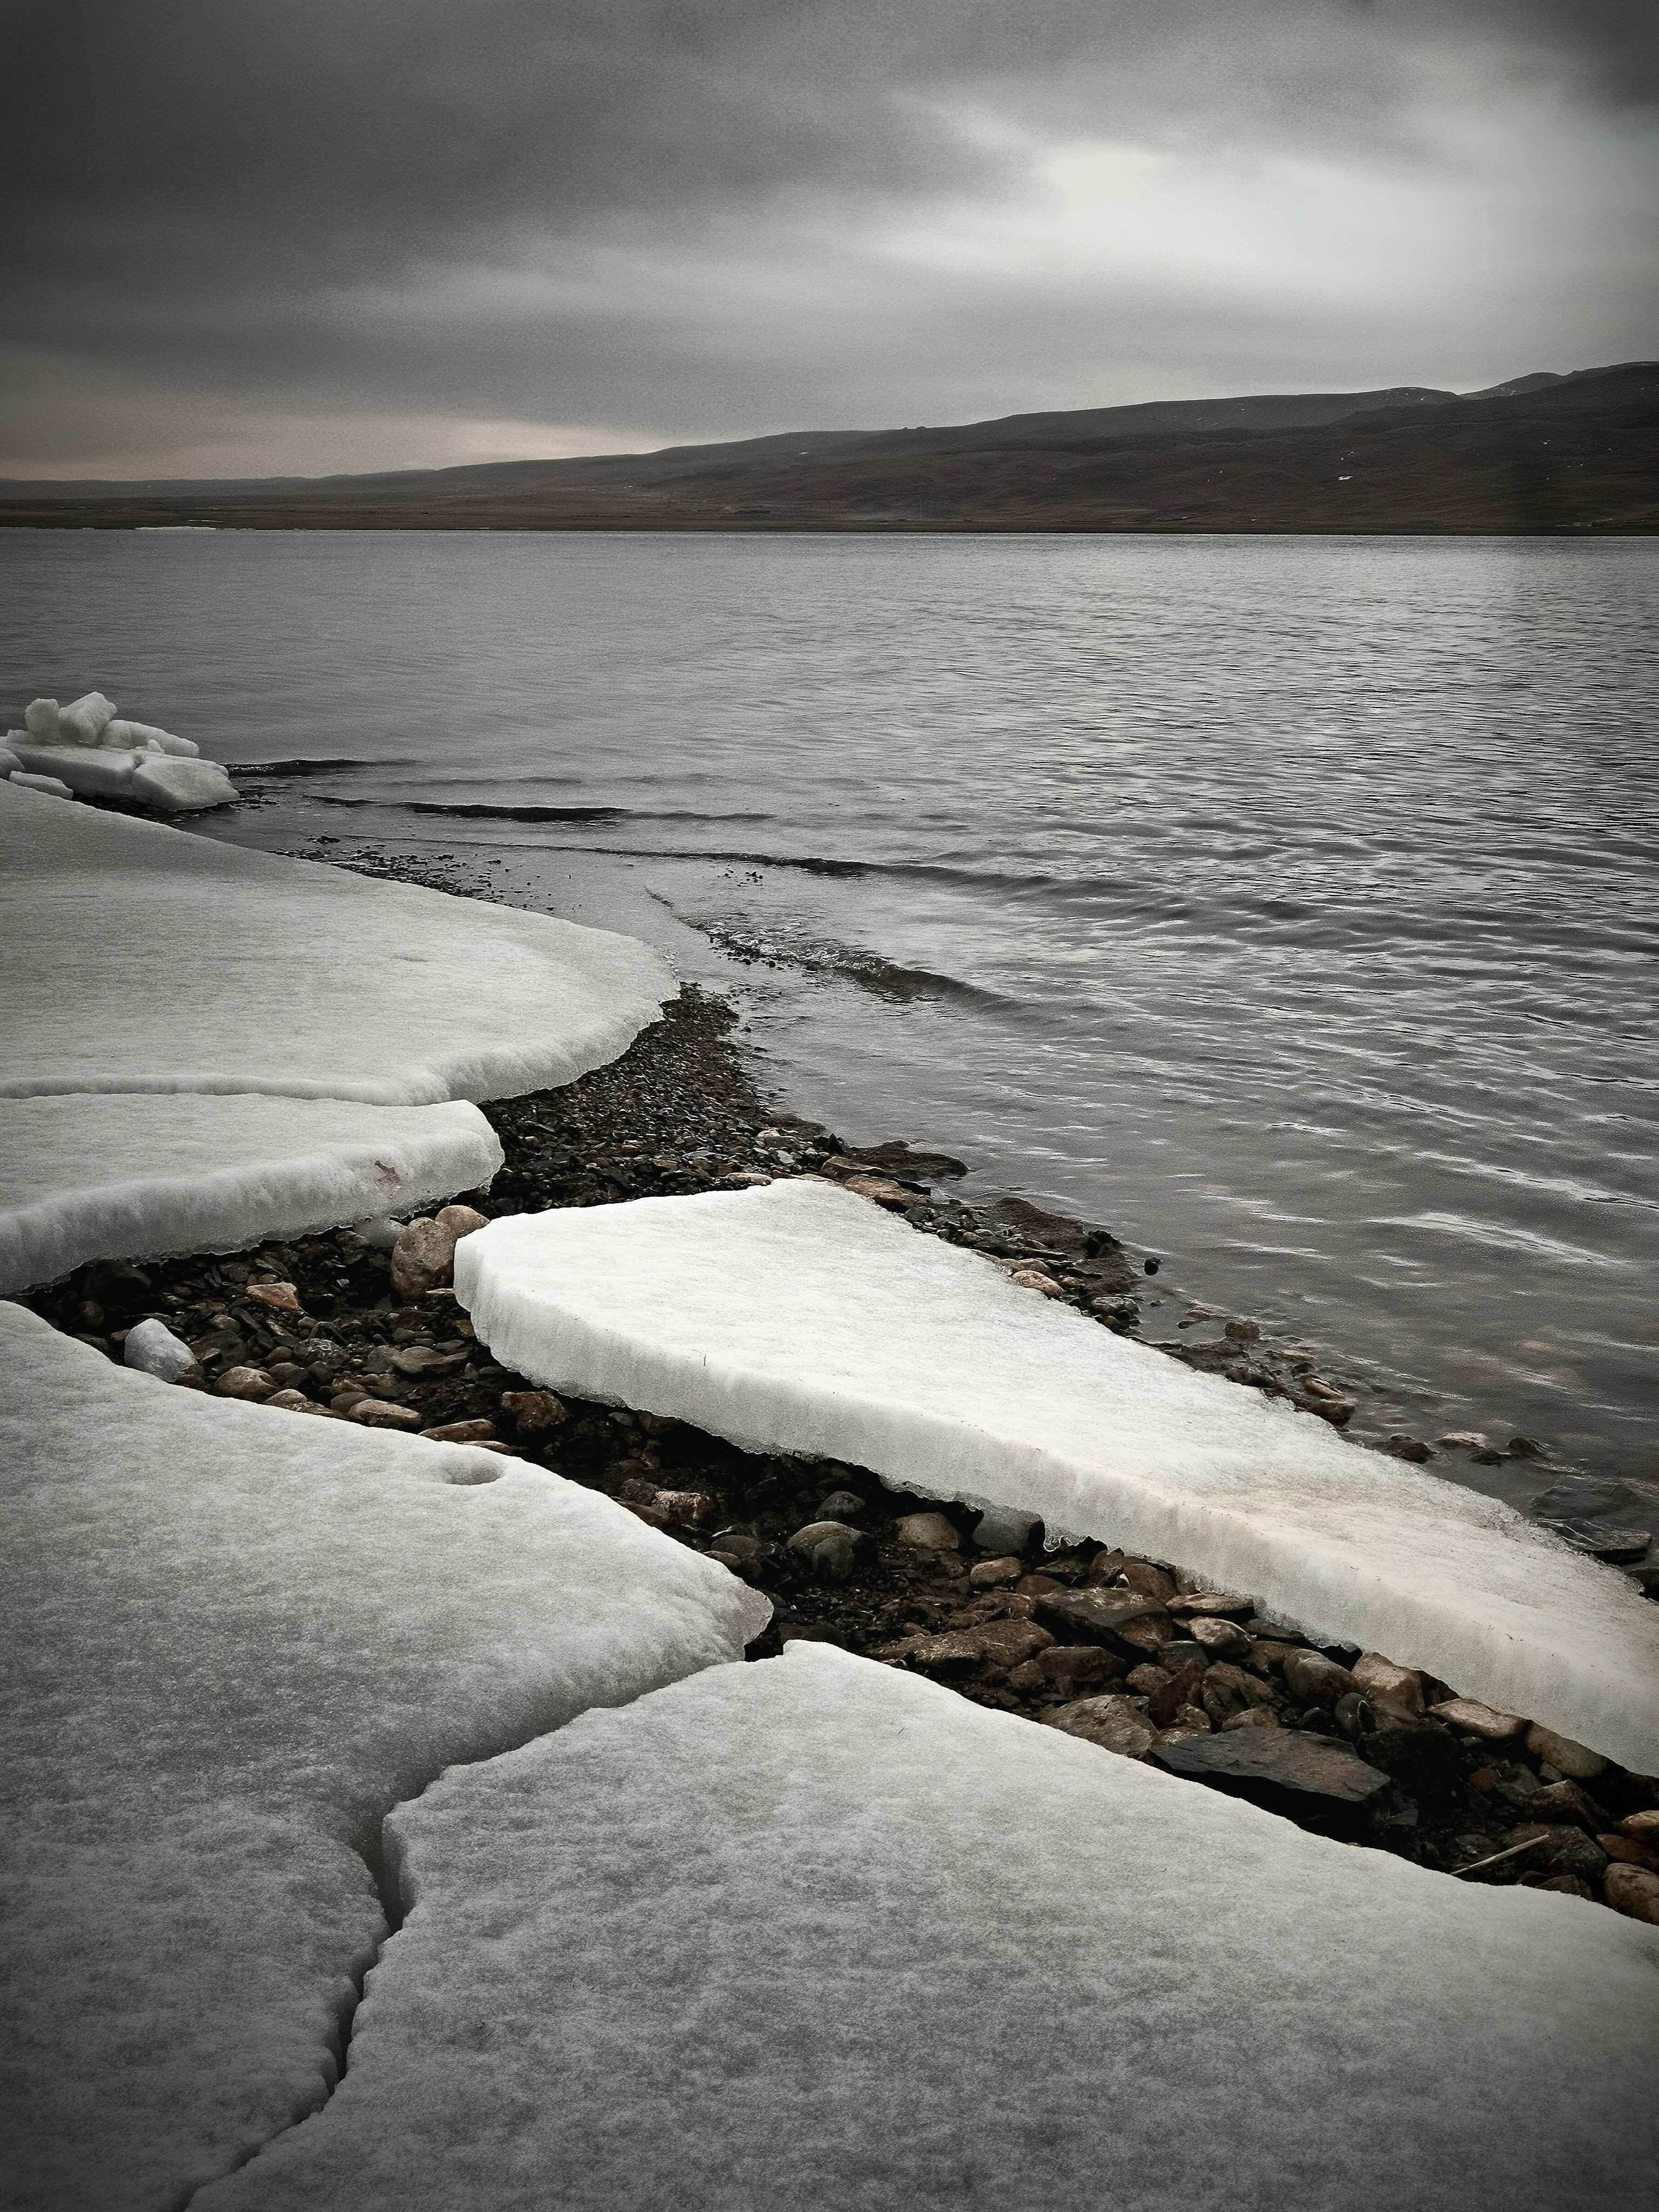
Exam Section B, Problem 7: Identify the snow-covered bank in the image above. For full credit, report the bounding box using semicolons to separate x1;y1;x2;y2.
0;778;673;1286
199;1643;1659;2212
456;1178;1659;1776
0;1093;502;1293
0;780;674;1105
0;1302;767;2212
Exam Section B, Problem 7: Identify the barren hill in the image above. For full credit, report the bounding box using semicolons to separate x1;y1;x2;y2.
3;362;1653;534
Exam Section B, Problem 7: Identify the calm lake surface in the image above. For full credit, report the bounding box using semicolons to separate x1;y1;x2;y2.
4;528;1655;1508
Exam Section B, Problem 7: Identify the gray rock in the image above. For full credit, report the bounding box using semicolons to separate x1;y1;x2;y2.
1033;1587;1169;1653
893;1510;961;1553
1113;1560;1177;1603
1147;1658;1206;1728
1282;1650;1354;1709
389;1217;455;1299
123;1317;199;1383
347;1399;423;1431
264;1388;325;1415
1506;1824;1608;1889
786;1520;864;1582
1168;1591;1255;1619
1525;1779;1605;1828
1188;1617;1253;1661
1350;1654;1424;1716
1149;1728;1391;1819
500;1389;568;1432
968;1555;1024;1590
1125;1663;1172;1699
896;1628;986;1675
817;1489;865;1522
1043;1695;1155;1761
976;1620;1055;1670
214;1365;274;1401
420;1418;496;1444
1523;1722;1606;1779
1156;1706;1213;1744
973;1504;1038;1553
1036;1644;1118;1694
1430;1697;1524;1742
1605;1864;1659;1925
390;1344;467;1377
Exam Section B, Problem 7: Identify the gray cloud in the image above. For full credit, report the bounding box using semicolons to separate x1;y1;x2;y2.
2;0;1654;475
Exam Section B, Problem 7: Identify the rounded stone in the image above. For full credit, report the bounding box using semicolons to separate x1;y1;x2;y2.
1604;1864;1659;1925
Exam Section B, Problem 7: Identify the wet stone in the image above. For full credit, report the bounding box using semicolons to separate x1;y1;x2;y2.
1149;1728;1391;1824
1188;1616;1253;1661
1507;1824;1609;1889
499;1388;568;1431
892;1511;961;1553
1431;1697;1524;1742
1282;1650;1354;1709
1351;1654;1424;1716
214;1366;274;1401
1605;1864;1659;1925
1525;1779;1606;1829
968;1556;1024;1590
1036;1644;1118;1695
1033;1588;1168;1650
1043;1695;1156;1761
1524;1723;1607;1780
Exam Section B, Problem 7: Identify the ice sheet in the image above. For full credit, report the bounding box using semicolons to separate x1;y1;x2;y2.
0;1092;504;1291
104;718;200;756
130;753;241;812
201;1643;1659;2212
457;1178;1659;1773
0;777;675;1103
11;740;143;798
0;1301;767;2212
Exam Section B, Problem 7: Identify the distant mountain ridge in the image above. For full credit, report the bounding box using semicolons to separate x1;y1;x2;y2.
3;360;1653;534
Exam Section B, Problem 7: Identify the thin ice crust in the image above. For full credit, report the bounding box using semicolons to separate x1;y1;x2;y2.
0;1093;503;1291
201;1645;1659;2212
0;1303;768;2212
0;778;675;1103
456;1178;1659;1774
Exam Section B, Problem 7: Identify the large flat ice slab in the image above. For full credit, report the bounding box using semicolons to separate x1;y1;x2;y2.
0;1092;502;1291
202;1644;1659;2212
0;778;673;1103
457;1179;1659;1774
0;1301;767;2212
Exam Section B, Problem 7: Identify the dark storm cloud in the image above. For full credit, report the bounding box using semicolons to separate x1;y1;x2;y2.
2;0;1654;474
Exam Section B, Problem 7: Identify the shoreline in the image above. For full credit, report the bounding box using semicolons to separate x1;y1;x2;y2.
25;976;1658;1918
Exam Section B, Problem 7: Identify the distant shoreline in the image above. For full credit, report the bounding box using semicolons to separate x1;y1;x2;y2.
5;360;1654;536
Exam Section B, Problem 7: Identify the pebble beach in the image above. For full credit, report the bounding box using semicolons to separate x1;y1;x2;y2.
26;959;1658;1924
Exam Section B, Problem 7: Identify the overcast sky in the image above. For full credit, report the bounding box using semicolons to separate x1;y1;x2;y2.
2;0;1654;478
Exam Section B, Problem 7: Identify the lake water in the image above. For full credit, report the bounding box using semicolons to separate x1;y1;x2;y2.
4;528;1655;1510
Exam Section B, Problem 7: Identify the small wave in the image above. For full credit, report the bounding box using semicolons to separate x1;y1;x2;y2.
313;797;777;825
234;758;397;777
572;841;1055;893
659;903;1015;1010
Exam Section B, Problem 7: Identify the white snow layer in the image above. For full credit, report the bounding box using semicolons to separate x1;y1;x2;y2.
200;1643;1659;2212
0;777;674;1103
0;1301;768;2212
0;1092;503;1291
456;1178;1659;1773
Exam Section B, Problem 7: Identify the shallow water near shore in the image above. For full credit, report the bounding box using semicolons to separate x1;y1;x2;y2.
3;527;1655;1504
